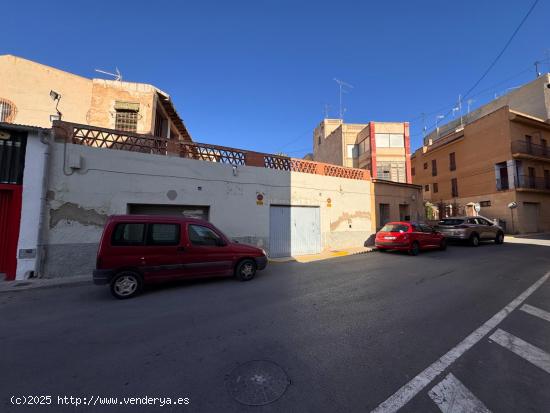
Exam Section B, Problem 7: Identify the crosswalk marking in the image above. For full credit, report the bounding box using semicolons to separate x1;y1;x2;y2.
520;304;550;323
428;373;491;413
370;271;550;413
489;329;550;374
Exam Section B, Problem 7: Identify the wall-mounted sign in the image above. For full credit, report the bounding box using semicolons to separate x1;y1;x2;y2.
256;193;264;205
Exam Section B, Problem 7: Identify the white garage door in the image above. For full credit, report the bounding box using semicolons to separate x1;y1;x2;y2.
269;206;321;258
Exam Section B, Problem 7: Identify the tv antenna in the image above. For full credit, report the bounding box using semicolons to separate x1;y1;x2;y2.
323;103;332;118
94;67;123;81
333;78;353;120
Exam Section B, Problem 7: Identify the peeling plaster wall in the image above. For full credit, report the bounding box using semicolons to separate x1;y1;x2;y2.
43;142;374;277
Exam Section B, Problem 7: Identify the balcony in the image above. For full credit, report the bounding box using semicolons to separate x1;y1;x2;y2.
511;140;550;161
515;175;550;192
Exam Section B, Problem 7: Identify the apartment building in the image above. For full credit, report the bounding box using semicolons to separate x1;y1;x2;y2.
313;119;412;183
411;105;550;233
0;55;191;141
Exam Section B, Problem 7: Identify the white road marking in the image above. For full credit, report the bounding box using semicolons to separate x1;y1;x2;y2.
371;271;550;413
489;329;550;374
520;304;550;323
428;373;491;413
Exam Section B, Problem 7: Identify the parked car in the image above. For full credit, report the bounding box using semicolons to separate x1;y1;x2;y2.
436;216;504;246
375;221;446;255
93;215;268;299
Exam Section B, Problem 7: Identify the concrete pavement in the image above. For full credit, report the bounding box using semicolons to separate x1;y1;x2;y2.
1;242;550;412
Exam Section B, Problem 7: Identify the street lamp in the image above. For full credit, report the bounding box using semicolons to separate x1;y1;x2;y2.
49;90;62;122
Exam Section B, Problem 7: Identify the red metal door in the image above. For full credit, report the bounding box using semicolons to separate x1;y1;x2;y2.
0;184;22;281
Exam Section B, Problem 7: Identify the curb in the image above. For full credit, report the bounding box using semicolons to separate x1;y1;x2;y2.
0;277;90;293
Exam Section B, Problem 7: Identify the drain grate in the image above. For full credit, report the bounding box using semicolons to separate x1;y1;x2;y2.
226;360;290;406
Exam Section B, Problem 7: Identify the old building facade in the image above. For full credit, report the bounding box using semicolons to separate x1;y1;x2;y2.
0;55;191;141
411;106;550;233
313;119;412;183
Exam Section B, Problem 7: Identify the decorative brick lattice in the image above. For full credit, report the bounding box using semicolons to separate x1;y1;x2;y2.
54;121;369;182
324;164;366;180
179;143;246;165
264;156;318;174
72;126;168;154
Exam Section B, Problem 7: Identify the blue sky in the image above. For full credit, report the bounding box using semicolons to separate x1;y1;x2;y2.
2;0;549;156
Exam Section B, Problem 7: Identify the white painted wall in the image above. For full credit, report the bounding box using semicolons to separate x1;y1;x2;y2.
16;132;48;279
43;142;374;277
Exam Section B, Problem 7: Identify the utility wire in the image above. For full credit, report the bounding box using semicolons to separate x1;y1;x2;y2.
461;0;539;101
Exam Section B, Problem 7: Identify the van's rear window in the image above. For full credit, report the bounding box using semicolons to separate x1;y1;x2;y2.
438;219;464;226
380;224;409;233
112;223;145;245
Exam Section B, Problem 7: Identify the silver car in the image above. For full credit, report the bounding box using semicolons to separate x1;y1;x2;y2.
436;216;504;246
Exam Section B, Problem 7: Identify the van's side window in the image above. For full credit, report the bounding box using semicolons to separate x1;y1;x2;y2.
147;224;180;246
188;225;223;247
112;223;145;246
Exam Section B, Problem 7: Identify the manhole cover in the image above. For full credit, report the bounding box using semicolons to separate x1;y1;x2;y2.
226;360;290;406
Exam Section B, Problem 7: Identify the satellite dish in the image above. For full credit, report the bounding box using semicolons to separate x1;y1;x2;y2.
507;202;518;209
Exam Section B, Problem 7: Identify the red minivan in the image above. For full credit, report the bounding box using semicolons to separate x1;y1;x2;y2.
375;221;446;255
93;215;268;299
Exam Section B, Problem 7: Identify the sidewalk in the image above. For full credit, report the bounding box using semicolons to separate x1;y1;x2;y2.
269;246;374;264
0;275;90;293
506;232;550;247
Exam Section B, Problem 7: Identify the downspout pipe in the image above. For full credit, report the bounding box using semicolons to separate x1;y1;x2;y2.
36;129;52;278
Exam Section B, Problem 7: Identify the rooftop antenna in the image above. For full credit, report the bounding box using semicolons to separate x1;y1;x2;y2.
421;112;427;138
94;67;122;81
323;103;332;118
333;78;354;120
467;98;475;114
534;61;541;78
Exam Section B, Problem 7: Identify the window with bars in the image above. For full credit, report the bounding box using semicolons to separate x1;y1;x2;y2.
0;98;17;123
115;109;138;132
377;161;406;183
451;178;458;197
449;152;456;171
431;159;437;176
433;183;438;193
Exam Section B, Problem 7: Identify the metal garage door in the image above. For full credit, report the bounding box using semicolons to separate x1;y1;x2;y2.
522;202;539;233
269;206;321;258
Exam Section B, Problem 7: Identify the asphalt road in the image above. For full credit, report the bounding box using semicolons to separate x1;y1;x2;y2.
1;241;550;413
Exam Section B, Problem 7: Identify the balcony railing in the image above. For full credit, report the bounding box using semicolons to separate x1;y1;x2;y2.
52;121;371;181
511;140;550;159
515;174;550;191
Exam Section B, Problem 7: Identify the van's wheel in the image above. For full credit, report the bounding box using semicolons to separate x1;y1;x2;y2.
236;259;257;281
110;271;142;299
409;241;420;256
469;233;480;247
439;239;447;251
495;231;504;244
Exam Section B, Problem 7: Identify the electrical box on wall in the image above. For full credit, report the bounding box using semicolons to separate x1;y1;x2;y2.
68;152;82;169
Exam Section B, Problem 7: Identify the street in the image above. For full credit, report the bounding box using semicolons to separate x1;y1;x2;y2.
2;242;550;413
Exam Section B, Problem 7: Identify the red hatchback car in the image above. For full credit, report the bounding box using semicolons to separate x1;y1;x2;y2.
375;221;446;255
93;215;268;299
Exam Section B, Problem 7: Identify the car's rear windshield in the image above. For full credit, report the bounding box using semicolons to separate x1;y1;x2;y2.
380;224;409;233
438;219;464;226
